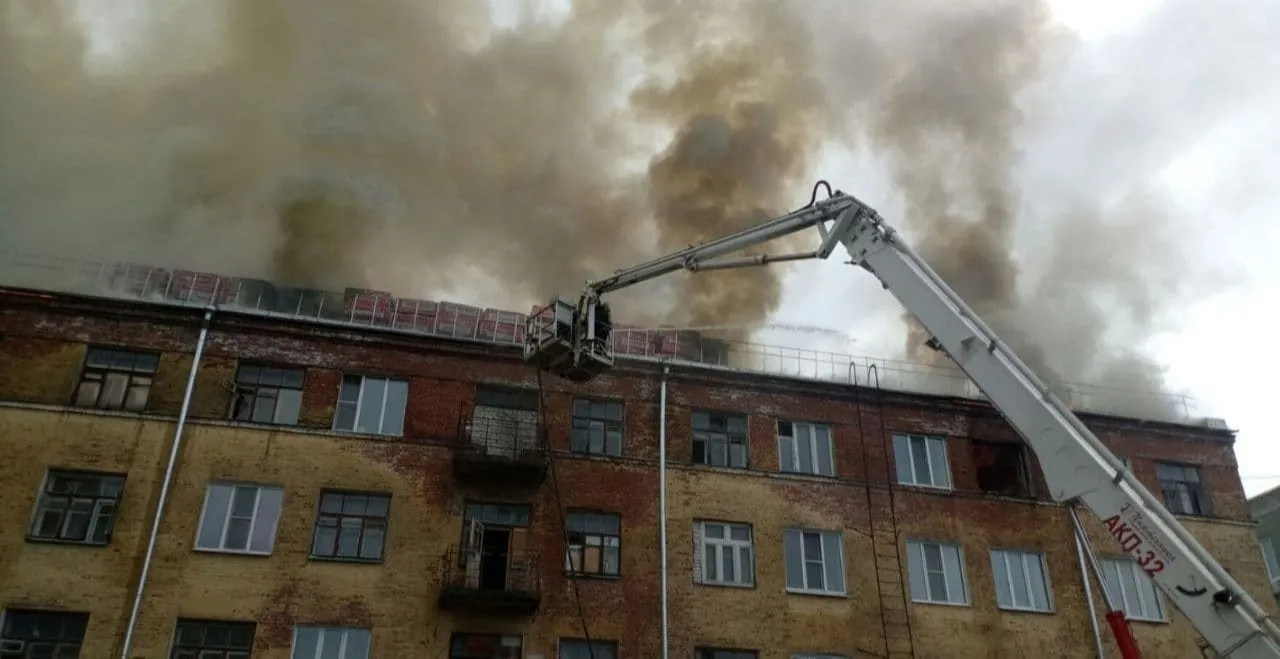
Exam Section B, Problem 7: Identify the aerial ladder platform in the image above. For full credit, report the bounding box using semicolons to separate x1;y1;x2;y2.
522;182;1280;659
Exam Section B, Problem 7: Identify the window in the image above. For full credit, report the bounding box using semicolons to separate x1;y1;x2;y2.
0;609;88;659
990;549;1052;612
1261;537;1280;588
1100;558;1165;622
906;540;969;605
571;399;623;456
1156;462;1211;516
778;421;834;476
694;521;754;586
170;619;255;659
565;511;620;577
893;433;951;489
560;639;617;659
972;440;1032;497
292;626;371;659
783;529;845;594
28;469;124;545
73;347;158;411
334;375;408;436
696;650;757;659
231;364;304;425
195;483;284;554
692;411;747;469
449;633;522;659
470;387;540;457
310;491;389;561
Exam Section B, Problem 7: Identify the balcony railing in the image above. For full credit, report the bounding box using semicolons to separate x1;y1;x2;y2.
452;405;548;486
438;545;540;615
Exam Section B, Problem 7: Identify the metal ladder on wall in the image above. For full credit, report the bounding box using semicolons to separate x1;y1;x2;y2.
860;365;915;659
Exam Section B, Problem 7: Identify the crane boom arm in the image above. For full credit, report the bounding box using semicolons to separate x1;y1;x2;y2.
524;185;1280;657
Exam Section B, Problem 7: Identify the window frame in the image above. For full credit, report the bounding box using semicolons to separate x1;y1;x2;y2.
448;632;524;659
1154;461;1211;516
695;649;758;659
892;433;952;489
0;609;89;659
906;539;970;606
333;374;409;436
564;510;622;578
1261;537;1280;589
169;618;257;659
230;361;305;426
777;420;835;476
309;490;391;563
570;397;624;456
27;468;126;546
72;345;159;412
989;548;1054;613
694;520;755;587
290;625;372;659
558;638;618;659
783;528;846;596
1099;557;1167;623
194;482;285;555
692;410;749;469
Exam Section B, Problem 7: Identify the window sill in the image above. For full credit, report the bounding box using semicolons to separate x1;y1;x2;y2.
309;555;384;565
564;571;621;581
1128;616;1169;625
697;580;755;589
193;547;274;557
910;598;971;608
897;482;953;493
996;605;1055;616
25;535;110;548
785;588;848;599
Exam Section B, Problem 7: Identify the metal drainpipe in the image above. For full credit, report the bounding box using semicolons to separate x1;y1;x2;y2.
1073;516;1108;658
119;307;214;659
659;363;670;659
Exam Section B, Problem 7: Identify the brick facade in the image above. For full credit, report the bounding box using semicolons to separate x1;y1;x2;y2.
0;291;1273;659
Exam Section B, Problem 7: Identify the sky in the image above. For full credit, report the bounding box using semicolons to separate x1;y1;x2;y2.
26;0;1280;497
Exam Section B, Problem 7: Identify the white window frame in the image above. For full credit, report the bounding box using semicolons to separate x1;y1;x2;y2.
194;482;284;555
694;521;754;587
783;529;846;595
291;626;372;659
989;549;1053;612
906;539;970;605
1100;557;1166;622
334;375;408;436
778;421;835;476
893;433;952;489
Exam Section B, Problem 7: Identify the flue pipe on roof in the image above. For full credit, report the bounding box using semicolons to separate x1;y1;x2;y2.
119;306;214;659
659;363;670;659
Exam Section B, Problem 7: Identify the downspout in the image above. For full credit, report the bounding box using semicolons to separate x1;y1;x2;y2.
659;363;670;659
1073;518;1108;658
120;307;214;659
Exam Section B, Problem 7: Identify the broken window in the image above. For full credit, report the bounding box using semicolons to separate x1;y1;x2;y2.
971;440;1032;498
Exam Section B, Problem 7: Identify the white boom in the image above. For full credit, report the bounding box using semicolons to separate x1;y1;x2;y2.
523;183;1280;658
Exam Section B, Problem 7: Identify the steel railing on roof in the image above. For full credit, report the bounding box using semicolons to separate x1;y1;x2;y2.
0;250;1199;423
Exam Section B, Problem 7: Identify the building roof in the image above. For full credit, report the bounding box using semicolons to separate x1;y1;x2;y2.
0;250;1227;435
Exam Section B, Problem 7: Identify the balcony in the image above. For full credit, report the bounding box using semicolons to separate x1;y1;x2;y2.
438;545;540;615
452;405;548;487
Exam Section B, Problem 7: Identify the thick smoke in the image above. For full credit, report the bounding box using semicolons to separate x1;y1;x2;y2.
0;0;830;339
3;0;1272;420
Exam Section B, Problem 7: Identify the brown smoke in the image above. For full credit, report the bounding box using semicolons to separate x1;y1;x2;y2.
0;0;829;337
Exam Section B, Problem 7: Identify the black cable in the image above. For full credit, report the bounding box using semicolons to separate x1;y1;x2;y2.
536;368;596;659
850;364;893;659
805;180;835;207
